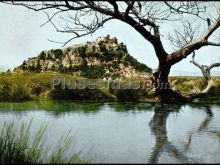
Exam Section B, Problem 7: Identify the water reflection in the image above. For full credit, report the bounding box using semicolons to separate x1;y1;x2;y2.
0;101;219;163
148;104;220;163
148;105;188;163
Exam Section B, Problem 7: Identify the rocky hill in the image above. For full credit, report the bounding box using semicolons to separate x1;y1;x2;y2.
14;35;152;79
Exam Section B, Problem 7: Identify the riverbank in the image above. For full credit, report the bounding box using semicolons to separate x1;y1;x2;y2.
0;72;219;102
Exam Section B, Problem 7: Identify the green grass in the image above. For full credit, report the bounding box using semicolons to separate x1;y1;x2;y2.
0;72;149;102
0;118;87;164
169;76;220;96
0;72;219;102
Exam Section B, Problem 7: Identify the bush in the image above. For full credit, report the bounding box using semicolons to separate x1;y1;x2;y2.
39;51;46;60
10;82;32;101
0;80;31;102
36;60;42;73
0;82;11;101
112;88;147;101
50;85;113;101
51;65;56;71
99;44;107;52
31;83;42;96
52;49;63;60
112;61;119;69
77;46;87;58
81;65;105;79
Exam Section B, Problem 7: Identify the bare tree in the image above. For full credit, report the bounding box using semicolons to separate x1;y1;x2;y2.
190;51;220;94
2;1;220;102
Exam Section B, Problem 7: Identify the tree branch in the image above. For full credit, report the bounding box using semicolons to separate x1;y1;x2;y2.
121;16;168;60
168;15;220;65
107;1;119;14
164;1;207;20
124;1;135;17
209;62;220;70
190;51;203;70
202;16;220;41
85;1;115;17
206;41;220;47
124;1;157;28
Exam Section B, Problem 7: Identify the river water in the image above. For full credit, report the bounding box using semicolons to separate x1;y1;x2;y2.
0;101;219;163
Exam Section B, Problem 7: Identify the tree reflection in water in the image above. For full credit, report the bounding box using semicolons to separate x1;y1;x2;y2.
148;104;220;164
148;105;189;163
184;105;220;152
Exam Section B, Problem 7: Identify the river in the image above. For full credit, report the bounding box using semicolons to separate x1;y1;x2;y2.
0;101;219;163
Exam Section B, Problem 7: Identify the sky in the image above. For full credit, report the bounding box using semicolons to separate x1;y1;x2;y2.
0;2;220;76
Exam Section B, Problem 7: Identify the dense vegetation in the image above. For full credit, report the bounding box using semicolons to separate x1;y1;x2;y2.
0;72;219;102
14;36;152;79
0;119;87;164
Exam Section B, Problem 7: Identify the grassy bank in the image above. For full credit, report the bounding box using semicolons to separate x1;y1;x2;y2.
0;72;219;102
0;118;87;164
0;72;150;102
169;76;220;96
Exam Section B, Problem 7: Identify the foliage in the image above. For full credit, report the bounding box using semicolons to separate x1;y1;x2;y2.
36;60;42;73
0;73;219;102
122;53;152;72
81;65;105;79
112;61;119;69
77;46;87;58
47;53;54;60
39;51;46;60
169;76;220;96
50;85;114;101
51;64;56;71
0;73;51;101
109;85;148;101
51;49;63;60
99;43;107;52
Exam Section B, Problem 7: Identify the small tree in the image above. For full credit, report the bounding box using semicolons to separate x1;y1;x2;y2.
52;49;63;59
39;51;46;60
22;60;27;65
112;37;118;44
6;69;11;74
36;60;42;73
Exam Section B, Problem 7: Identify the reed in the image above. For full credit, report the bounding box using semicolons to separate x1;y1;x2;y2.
0;118;87;164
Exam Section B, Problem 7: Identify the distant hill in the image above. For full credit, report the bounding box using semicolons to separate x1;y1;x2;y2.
14;35;152;79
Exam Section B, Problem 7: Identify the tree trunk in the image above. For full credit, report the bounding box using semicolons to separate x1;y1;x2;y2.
202;78;214;94
187;79;215;100
153;63;188;103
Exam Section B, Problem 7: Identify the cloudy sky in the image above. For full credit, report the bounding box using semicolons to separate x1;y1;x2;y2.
0;2;220;75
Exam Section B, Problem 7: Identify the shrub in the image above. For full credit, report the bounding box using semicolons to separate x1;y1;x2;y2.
113;88;148;101
77;46;87;58
99;43;107;52
112;61;119;69
51;65;56;71
112;37;118;44
81;65;105;79
10;82;32;101
52;49;63;60
39;51;46;60
0;82;11;101
36;61;42;73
